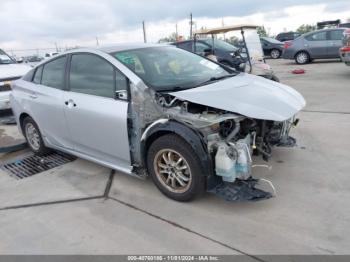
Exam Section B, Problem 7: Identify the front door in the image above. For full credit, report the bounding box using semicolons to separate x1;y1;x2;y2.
64;53;130;169
327;29;345;58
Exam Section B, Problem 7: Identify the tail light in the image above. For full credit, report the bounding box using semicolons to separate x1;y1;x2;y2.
283;41;292;49
340;46;350;53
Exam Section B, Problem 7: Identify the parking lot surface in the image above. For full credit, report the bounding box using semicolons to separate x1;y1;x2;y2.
0;59;349;257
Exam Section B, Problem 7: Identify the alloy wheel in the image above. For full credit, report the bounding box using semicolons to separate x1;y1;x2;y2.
153;149;192;194
25;123;41;151
271;49;280;59
296;52;308;64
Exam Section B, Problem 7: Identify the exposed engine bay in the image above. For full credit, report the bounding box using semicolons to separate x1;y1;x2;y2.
151;93;299;200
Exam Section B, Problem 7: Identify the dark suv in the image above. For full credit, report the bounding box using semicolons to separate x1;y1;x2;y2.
276;32;301;42
172;39;244;70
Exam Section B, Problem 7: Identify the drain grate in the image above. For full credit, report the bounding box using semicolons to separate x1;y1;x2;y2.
1;152;76;179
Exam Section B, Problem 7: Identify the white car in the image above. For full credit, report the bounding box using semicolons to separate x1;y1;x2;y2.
0;49;31;110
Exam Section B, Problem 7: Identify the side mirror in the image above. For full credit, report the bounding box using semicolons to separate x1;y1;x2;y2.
116;90;128;101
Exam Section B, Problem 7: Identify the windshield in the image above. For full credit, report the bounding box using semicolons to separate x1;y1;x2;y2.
0;49;15;64
111;46;232;92
202;39;238;52
261;37;283;44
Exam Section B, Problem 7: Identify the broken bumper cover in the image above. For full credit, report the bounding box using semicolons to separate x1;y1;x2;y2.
208;178;273;202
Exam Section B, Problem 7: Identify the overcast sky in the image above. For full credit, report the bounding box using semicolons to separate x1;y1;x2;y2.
1;0;350;54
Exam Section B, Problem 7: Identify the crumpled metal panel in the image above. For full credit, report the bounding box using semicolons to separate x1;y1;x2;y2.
170;73;306;122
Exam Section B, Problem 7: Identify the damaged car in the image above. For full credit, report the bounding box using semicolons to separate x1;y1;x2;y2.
10;44;305;202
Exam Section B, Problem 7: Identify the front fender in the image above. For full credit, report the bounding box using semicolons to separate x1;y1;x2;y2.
140;119;214;177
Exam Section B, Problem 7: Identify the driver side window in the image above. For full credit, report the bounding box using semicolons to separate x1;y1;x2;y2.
69;53;128;99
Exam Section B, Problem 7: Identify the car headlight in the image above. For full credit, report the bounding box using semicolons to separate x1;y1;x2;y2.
0;81;12;91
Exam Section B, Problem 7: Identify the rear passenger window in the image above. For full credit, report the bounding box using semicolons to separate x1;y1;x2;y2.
33;66;43;84
69;54;116;98
305;32;327;41
329;30;344;41
41;56;66;89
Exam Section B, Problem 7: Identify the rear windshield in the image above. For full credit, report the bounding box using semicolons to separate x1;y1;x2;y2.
261;37;282;44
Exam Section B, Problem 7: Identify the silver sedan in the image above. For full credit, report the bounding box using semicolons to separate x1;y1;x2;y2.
10;44;305;201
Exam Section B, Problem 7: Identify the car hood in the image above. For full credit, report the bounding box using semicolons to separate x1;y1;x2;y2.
0;63;31;80
169;73;306;121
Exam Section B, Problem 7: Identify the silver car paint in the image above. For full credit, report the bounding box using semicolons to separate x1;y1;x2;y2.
282;28;345;60
11;48;143;173
11;45;305;176
170;73;305;122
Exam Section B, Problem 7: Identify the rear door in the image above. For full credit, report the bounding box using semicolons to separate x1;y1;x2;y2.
64;53;130;169
304;31;328;58
26;56;72;148
327;29;345;57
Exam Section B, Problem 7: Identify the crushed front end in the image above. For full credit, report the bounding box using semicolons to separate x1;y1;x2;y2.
156;94;300;201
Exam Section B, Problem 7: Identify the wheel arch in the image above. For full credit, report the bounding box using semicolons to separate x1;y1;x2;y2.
19;112;31;134
140;120;214;177
294;50;311;59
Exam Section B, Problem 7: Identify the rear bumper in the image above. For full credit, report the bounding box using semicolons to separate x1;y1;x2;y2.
282;48;295;59
0;91;11;110
340;49;350;66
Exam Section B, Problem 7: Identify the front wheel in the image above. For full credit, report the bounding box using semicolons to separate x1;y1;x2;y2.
270;49;281;59
147;134;205;202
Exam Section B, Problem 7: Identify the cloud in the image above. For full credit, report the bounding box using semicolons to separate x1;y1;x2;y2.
1;0;350;52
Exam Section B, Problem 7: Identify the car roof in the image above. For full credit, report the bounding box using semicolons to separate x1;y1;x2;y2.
304;27;346;35
58;43;168;56
98;43;166;53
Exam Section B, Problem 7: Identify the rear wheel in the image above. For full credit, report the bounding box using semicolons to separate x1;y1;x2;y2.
270;49;281;59
147;134;205;202
23;117;50;155
295;51;310;64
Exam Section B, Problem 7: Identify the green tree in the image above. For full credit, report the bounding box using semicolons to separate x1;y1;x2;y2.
296;24;316;34
158;33;177;43
225;36;239;45
257;26;268;37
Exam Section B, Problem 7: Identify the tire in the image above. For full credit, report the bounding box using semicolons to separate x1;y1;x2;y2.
295;51;310;64
22;116;50;155
270;49;281;59
147;134;206;202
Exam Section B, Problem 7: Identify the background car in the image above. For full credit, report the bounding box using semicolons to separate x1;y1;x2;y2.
0;48;31;110
282;28;346;64
260;37;284;59
276;32;301;42
44;52;58;59
172;39;244;69
340;28;350;66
